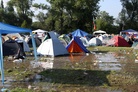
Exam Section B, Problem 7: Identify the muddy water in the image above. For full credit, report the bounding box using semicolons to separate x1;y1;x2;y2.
1;51;138;92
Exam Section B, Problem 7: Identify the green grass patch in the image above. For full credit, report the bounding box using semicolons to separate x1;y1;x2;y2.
87;46;134;52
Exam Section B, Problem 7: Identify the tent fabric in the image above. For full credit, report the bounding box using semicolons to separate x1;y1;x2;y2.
120;29;138;38
120;29;138;33
93;30;106;35
132;42;138;49
3;39;26;59
27;37;41;47
32;29;47;38
32;29;47;33
37;31;69;57
59;39;68;47
66;37;90;53
6;33;24;40
58;34;71;44
98;35;111;45
80;37;90;47
0;22;31;33
16;39;30;52
89;37;102;46
133;43;138;50
71;29;88;37
107;35;130;47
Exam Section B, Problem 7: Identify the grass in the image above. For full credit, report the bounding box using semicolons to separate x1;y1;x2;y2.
87;46;134;52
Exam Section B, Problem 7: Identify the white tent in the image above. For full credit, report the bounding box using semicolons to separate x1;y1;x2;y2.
93;30;106;36
98;34;110;45
37;31;69;57
32;29;47;33
80;37;90;47
32;29;47;38
89;37;102;46
6;33;24;40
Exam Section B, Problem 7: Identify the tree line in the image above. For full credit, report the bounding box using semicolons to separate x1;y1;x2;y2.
0;0;138;34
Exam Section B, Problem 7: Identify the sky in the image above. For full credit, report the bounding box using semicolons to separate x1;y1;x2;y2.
99;0;122;18
3;0;122;19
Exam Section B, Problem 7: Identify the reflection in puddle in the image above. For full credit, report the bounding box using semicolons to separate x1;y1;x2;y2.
30;58;54;69
68;53;88;62
95;52;122;71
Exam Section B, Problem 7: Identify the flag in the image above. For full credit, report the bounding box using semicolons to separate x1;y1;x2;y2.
93;20;96;30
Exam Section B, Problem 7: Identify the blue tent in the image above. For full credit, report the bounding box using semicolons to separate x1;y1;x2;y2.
120;29;138;38
71;29;88;37
66;37;90;53
120;29;138;33
120;29;138;35
0;22;37;88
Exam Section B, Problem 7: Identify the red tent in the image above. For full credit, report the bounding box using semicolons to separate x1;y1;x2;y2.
66;37;90;53
108;35;130;47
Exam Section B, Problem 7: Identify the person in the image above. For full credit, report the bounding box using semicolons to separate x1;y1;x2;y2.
130;33;135;41
128;38;133;46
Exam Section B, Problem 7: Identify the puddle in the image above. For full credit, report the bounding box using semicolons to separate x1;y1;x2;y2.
95;52;122;71
30;60;54;69
1;51;138;92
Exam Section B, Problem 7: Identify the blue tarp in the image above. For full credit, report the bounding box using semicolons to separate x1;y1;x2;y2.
71;29;88;37
120;29;138;38
0;22;37;87
120;29;138;33
0;22;31;33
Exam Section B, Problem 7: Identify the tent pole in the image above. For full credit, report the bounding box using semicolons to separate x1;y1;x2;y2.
30;32;38;61
0;34;4;86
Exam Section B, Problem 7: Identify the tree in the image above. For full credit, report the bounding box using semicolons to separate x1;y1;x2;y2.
32;0;100;34
6;0;34;28
119;0;138;30
95;11;116;34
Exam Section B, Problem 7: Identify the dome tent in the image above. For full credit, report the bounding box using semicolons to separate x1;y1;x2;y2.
66;36;90;53
71;29;89;37
37;31;69;57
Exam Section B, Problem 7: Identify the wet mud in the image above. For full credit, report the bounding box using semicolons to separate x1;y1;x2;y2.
1;51;138;92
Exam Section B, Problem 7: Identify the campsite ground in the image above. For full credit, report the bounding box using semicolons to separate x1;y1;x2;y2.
1;46;138;92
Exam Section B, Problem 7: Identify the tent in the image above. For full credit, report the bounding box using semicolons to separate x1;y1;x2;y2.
16;40;30;52
3;39;26;59
89;37;102;46
120;29;138;38
132;42;138;49
107;35;130;47
120;29;138;35
66;37;90;53
71;29;88;37
93;30;106;36
0;22;37;87
26;37;41;47
32;29;47;38
98;34;111;45
80;37;90;47
58;34;71;44
37;31;69;57
6;33;24;40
